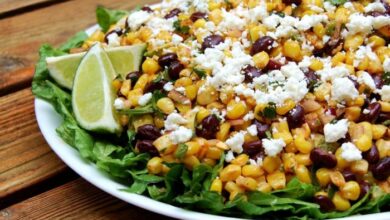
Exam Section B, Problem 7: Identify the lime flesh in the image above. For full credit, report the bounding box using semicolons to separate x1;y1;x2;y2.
72;43;122;133
47;44;146;89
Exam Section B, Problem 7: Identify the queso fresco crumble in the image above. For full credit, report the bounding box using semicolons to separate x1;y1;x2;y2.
81;0;390;212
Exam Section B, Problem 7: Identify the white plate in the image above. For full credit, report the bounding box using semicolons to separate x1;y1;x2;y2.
34;5;390;219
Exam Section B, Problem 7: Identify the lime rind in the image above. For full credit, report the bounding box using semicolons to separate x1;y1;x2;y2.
72;43;122;134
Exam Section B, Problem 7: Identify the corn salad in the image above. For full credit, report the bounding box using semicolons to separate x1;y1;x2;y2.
81;0;390;213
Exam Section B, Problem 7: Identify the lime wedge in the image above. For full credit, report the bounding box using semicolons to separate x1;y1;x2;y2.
47;44;146;89
72;43;122;133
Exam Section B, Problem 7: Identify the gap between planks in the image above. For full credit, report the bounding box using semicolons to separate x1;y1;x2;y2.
0;178;169;220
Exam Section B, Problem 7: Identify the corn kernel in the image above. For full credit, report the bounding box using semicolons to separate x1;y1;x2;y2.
257;181;272;193
250;25;266;42
253;51;270;69
225;181;244;193
294;136;313;154
335;7;349;23
185;85;198;100
157;97;175;114
147;157;163;174
368;35;386;48
330;171;346;187
183;155;200;170
216;122;231;141
376;139;390;158
127;88;143;107
263;156;281;173
332;192;351;211
283;40;302;61
220;164;242;182
197;86;219;105
236;176;257;191
267;171;286;190
282;153;297;173
210;178;223;193
120;79;131;96
340;181;360;201
276;99;295;115
194;18;206;28
316;168;331;187
242;164;264;178
227;100;248;120
309;59;324;71
344;34;364;51
133;74;149;91
185;141;201;156
231;154;249;166
313;23;326;38
209;9;223;25
142;58;160;75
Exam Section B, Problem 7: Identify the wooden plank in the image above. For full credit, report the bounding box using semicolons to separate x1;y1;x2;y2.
0;67;34;96
0;0;55;14
0;0;158;93
0;178;169;219
0;88;67;199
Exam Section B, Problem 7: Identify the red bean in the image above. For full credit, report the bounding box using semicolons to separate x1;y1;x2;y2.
168;61;184;80
196;115;220;139
243;141;263;158
136;140;159;156
310;148;337;168
282;0;302;5
144;79;168;93
372;75;384;89
305;70;319;91
359;181;370;198
250;36;275;55
165;8;181;19
190;12;207;22
363;145;380;164
141;6;153;13
361;102;381;123
266;59;282;70
372;157;390;181
242;65;263;83
314;195;335;212
286;105;305;129
201;35;224;51
254;120;269;139
158;53;178;68
136;124;161;141
126;71;142;87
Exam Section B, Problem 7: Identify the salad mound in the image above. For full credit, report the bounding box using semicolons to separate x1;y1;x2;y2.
33;0;390;219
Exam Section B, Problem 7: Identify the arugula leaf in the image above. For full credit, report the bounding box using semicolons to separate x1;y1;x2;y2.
96;6;128;32
175;143;188;159
59;31;88;52
326;0;347;6
173;20;190;34
272;178;318;200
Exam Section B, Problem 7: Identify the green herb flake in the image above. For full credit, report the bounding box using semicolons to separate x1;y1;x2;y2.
173;20;190;34
175;143;188;159
263;102;277;119
327;0;347;6
193;68;207;78
383;72;390;85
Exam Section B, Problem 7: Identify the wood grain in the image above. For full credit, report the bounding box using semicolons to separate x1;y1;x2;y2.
0;178;169;220
0;67;34;95
0;0;158;91
0;88;67;199
0;0;55;14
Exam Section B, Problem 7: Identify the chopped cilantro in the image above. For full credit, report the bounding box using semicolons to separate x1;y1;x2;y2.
193;68;207;78
326;0;347;6
263;102;277;119
173;20;190;34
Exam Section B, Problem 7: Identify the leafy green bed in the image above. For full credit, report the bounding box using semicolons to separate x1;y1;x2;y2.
32;6;390;220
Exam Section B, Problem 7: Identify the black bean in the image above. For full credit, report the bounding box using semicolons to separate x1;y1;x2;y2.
196;115;220;139
361;102;381;123
314;195;335;212
201;34;224;51
310;148;337;168
377;112;390;123
158;53;178;68
136;140;159;156
141;6;153;13
342;170;356;182
144;79;168;93
250;36;275;55
242;65;263;83
165;8;181;19
136;124;161;141
266;59;282;70
359;181;370;198
254;120;269;139
243;141;263;158
190;12;207;22
168;61;184;80
286;105;305;129
305;70;319;91
126;71;142;87
363;145;380;164
372;157;390;181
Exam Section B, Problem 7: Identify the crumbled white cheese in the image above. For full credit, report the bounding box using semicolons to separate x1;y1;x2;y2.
127;10;152;31
343;2;355;11
354;45;379;67
163;82;174;91
247;124;258;136
331;77;359;102
372;15;390;29
365;2;386;13
226;132;245;154
106;33;120;47
380;85;390;102
169;126;193;144
358;72;376;91
262;138;286;157
225;150;235;163
345;13;373;35
164;112;187;130
243;111;255;121
172;34;183;45
318;65;350;82
138;93;152;106
192;0;209;13
249;157;263;167
296;14;328;31
114;98;125;110
341;142;362;162
324;1;336;12
324;119;349;143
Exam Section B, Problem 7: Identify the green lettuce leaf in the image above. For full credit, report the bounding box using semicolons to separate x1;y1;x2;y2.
96;6;128;32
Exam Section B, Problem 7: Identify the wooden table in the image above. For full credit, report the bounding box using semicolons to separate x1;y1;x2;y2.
0;1;172;219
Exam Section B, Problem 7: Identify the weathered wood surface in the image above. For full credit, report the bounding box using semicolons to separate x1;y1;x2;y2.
0;88;67;199
0;178;167;220
0;0;55;14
